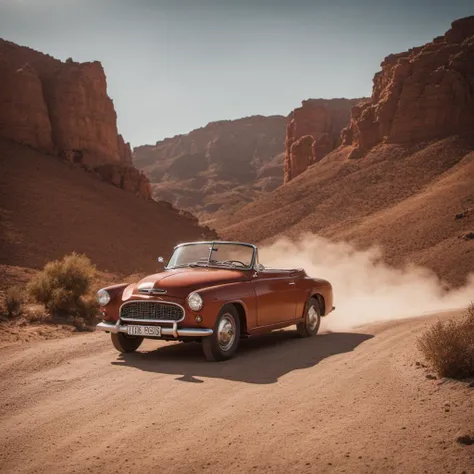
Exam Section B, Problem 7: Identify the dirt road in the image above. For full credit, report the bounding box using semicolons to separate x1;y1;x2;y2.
1;312;473;474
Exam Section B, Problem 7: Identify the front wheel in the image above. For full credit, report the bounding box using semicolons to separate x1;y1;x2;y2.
297;297;321;337
111;332;144;353
202;305;241;361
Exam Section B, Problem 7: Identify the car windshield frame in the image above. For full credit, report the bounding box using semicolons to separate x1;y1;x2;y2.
165;241;257;271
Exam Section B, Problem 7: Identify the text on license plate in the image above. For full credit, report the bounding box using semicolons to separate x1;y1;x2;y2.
126;325;162;337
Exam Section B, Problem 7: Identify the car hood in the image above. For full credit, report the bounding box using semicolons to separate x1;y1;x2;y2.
133;268;249;297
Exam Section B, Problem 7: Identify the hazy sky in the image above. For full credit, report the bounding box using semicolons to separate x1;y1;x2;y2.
0;0;472;146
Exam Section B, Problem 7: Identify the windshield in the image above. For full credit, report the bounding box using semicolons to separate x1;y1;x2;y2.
166;242;255;270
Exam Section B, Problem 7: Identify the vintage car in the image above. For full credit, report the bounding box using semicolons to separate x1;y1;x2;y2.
96;241;334;361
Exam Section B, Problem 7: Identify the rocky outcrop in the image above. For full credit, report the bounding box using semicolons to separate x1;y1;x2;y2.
284;98;364;183
94;164;152;200
342;16;474;158
0;39;149;199
286;135;315;182
133;115;287;218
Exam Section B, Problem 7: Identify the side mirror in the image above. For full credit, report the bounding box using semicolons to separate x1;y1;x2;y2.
255;263;265;272
157;256;164;263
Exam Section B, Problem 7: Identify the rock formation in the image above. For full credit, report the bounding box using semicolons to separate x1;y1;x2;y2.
284;98;364;183
342;16;474;158
44;60;123;165
133;115;287;218
0;39;149;199
286;135;315;182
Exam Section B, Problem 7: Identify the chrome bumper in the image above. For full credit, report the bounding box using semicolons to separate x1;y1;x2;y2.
96;321;213;338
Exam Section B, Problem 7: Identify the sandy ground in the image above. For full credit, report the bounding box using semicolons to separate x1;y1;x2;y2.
0;320;76;348
0;311;473;474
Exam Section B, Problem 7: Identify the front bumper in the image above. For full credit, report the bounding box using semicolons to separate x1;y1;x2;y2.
96;321;213;338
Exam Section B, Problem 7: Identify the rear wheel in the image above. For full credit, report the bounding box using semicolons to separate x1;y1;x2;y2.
297;297;321;337
202;305;241;361
111;333;144;353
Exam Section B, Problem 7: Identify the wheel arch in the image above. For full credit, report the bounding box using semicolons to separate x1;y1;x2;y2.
227;301;248;335
310;293;326;316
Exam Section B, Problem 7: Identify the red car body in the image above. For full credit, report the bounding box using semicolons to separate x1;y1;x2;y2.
96;241;334;361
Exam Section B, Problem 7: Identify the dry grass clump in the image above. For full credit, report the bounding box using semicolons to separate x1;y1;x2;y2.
417;304;474;379
27;253;99;323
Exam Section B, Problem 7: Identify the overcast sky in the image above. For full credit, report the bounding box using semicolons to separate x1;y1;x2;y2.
0;0;472;146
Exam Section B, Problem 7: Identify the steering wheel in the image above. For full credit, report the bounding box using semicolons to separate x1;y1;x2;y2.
221;260;247;268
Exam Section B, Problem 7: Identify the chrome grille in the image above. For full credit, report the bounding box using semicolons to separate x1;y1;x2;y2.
120;301;184;322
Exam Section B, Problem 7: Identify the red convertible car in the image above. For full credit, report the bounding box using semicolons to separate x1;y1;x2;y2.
96;241;334;361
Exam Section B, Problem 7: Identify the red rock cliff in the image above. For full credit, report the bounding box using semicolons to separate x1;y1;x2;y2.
0;39;149;198
284;98;364;183
342;16;474;158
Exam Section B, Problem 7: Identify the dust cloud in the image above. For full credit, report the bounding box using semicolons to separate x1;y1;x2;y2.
258;234;474;331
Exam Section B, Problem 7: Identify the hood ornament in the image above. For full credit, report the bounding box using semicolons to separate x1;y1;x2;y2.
138;283;167;295
150;288;167;294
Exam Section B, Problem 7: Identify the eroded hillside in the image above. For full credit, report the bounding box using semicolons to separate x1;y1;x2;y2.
133;99;361;221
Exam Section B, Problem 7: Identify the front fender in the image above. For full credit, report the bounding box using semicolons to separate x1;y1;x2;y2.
192;281;258;330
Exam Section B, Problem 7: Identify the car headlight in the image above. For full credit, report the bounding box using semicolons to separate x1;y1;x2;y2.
96;289;111;306
187;292;203;311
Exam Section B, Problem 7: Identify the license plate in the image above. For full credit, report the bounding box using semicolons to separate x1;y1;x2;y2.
126;325;162;337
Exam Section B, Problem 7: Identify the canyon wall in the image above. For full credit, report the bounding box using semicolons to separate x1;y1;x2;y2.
284;98;364;183
0;39;150;198
342;16;474;158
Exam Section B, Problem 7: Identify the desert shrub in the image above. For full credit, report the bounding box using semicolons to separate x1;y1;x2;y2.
4;286;24;318
417;304;474;379
27;253;97;318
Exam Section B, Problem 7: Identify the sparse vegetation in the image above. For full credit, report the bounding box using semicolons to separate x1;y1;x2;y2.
27;252;98;322
417;304;474;379
4;286;24;318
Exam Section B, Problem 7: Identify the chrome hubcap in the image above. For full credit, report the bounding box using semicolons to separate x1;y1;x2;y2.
308;306;319;330
217;314;236;352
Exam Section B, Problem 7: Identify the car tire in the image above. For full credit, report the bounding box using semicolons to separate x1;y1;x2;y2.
111;333;144;353
297;297;321;337
202;304;241;362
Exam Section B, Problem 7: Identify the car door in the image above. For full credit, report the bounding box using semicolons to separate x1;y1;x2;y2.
252;269;297;327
